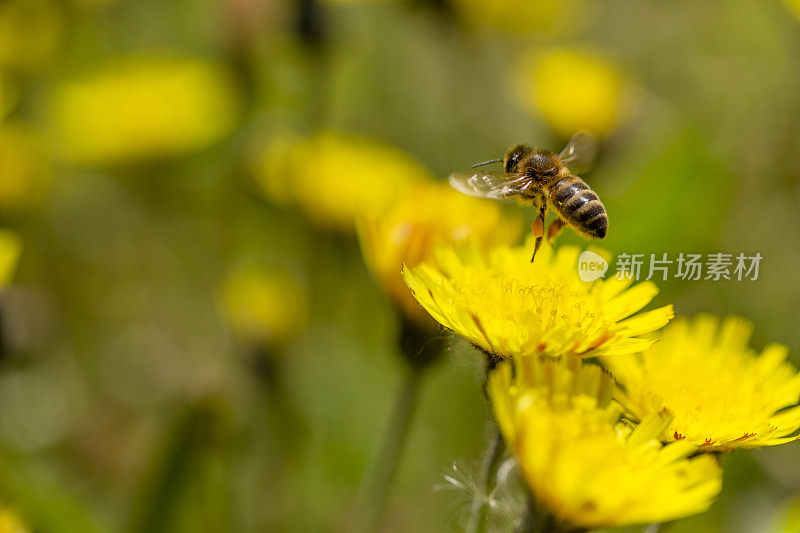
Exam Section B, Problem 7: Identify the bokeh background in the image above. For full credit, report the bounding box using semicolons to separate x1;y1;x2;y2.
2;0;800;531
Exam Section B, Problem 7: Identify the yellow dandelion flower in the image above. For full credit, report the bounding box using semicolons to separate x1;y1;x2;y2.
0;0;61;72
783;0;800;23
450;0;578;34
218;266;308;348
358;181;522;325
515;48;630;139
0;230;22;287
0;506;28;533
608;315;800;450
50;56;240;164
0;74;20;120
253;132;428;232
0;124;52;212
489;355;722;529
402;241;673;359
769;496;800;533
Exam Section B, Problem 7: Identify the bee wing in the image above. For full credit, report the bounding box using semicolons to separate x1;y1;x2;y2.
448;170;525;201
558;131;598;175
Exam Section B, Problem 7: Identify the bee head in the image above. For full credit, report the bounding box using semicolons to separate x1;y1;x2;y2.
503;144;533;173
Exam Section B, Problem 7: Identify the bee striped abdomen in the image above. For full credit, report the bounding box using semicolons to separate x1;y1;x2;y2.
549;176;608;239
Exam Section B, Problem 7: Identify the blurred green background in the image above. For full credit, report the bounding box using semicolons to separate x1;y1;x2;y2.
2;0;800;531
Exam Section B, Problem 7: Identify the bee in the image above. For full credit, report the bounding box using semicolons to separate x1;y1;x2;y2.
449;132;607;262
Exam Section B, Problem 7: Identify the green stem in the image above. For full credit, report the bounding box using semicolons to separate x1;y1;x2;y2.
349;315;443;531
516;495;584;533
127;400;225;533
465;426;505;533
516;497;538;533
350;364;424;532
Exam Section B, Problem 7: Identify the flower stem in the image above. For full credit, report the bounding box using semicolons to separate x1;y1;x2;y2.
465;425;505;533
127;399;227;533
350;316;444;532
516;499;538;533
516;495;584;533
351;364;423;532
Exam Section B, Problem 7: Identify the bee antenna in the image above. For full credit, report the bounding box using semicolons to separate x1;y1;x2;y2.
470;158;502;169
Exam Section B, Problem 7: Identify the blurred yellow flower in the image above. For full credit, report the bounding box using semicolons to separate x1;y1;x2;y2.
0;230;22;288
402;242;672;359
450;0;577;34
218;266;308;348
253;132;429;232
770;496;800;533
608;315;800;450
51;56;240;164
0;0;61;72
0;506;28;533
358;181;522;325
0;74;20;120
515;48;629;139
0;124;52;212
489;355;722;529
783;0;800;23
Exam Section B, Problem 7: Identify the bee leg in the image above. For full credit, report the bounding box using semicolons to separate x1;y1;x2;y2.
530;203;547;263
546;218;565;243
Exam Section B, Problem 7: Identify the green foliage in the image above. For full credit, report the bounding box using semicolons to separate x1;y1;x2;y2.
0;0;799;531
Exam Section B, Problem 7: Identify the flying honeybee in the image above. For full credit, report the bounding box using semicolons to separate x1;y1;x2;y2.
449;132;607;262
